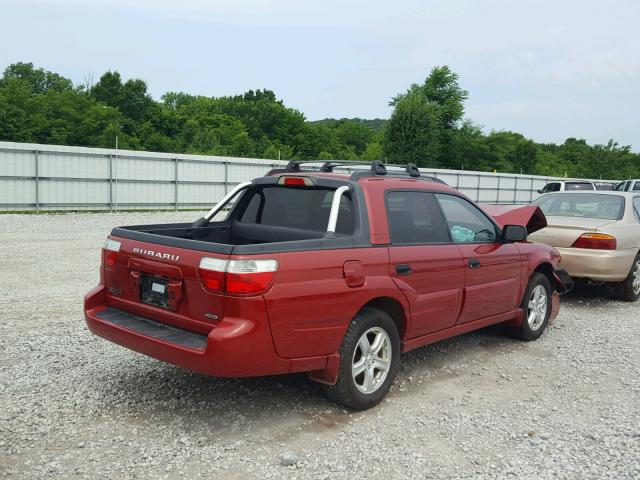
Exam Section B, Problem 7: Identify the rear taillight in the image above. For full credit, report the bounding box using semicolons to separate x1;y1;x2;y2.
226;259;278;294
198;258;278;294
198;257;227;292
102;238;121;268
571;233;617;250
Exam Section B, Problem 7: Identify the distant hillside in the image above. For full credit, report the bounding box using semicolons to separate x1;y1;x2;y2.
310;118;388;133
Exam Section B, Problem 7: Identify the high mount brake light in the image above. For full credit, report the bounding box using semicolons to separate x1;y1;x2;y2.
278;176;314;187
571;233;617;250
102;238;121;268
198;258;278;294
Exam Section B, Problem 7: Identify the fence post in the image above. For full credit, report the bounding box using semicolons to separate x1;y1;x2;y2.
514;175;519;205
476;175;481;202
224;160;229;195
34;149;39;213
529;179;535;202
496;175;501;204
174;157;179;211
108;154;113;210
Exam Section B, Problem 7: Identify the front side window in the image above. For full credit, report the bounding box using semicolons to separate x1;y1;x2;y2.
435;194;498;243
385;191;450;244
632;182;640;191
548;183;561;192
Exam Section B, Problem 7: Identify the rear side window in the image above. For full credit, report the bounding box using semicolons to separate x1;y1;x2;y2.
385;191;450;244
565;182;594;191
533;193;625;220
239;186;354;234
633;198;640;222
435;194;498;243
633;182;640;191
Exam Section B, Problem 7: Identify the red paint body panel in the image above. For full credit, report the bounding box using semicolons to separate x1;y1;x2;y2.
455;243;523;323
84;173;564;382
388;245;464;337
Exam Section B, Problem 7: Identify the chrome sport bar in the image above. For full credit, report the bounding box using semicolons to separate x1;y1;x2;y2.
203;181;252;221
326;185;350;233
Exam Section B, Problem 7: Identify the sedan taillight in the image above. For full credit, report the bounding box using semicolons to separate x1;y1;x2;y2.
198;258;278;294
571;233;617;250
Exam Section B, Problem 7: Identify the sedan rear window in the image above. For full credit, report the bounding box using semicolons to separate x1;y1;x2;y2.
533;194;624;220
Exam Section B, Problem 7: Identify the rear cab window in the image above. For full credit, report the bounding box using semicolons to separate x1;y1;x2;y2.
238;185;355;234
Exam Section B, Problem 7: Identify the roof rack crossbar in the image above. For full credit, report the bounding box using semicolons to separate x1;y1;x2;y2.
264;159;447;185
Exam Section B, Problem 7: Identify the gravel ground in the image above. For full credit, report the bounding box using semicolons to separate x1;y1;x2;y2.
1;212;639;480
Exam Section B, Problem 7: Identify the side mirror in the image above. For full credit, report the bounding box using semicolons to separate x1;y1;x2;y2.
537;189;544;194
502;224;527;242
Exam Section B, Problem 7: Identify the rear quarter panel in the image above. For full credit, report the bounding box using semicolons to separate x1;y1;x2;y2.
263;247;409;358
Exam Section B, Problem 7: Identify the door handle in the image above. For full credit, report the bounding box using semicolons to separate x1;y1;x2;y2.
395;264;412;275
468;259;481;269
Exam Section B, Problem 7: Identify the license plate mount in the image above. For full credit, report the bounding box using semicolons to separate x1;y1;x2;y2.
140;275;170;309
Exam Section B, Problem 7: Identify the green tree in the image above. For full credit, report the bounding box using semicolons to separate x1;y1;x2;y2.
3;62;73;94
384;93;442;166
391;66;468;129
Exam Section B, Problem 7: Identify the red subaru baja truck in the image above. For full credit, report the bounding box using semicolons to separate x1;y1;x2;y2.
84;160;572;410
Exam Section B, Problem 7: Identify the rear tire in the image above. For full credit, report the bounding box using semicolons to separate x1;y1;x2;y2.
616;254;640;302
321;308;400;410
508;273;552;341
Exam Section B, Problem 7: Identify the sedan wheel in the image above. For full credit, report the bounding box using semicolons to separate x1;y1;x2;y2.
618;255;640;302
632;260;640;295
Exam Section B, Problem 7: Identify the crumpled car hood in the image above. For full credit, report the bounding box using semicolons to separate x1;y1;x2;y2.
481;204;548;235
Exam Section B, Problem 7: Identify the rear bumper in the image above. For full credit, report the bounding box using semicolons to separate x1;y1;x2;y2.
556;247;636;282
84;285;329;377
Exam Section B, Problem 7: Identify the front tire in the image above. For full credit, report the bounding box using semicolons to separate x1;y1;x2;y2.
321;308;400;410
508;272;552;341
617;253;640;302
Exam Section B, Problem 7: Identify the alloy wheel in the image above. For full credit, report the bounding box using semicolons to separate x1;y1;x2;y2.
351;327;391;394
527;285;548;331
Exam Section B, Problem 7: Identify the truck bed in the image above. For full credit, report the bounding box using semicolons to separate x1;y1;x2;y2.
113;220;357;255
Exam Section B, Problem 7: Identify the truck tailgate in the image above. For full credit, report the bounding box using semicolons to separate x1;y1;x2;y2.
103;235;228;334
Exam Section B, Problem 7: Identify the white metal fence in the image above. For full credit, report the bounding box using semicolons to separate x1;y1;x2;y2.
0;141;616;211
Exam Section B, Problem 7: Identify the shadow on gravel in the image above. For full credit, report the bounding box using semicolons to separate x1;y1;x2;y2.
92;326;511;433
557;280;622;306
89;284;624;435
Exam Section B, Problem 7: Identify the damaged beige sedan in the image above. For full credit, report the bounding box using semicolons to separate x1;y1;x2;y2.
529;191;640;302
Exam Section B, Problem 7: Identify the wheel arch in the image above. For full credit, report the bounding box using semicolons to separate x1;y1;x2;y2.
533;261;555;286
359;296;408;340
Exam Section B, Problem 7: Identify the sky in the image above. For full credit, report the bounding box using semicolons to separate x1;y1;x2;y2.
1;0;639;150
